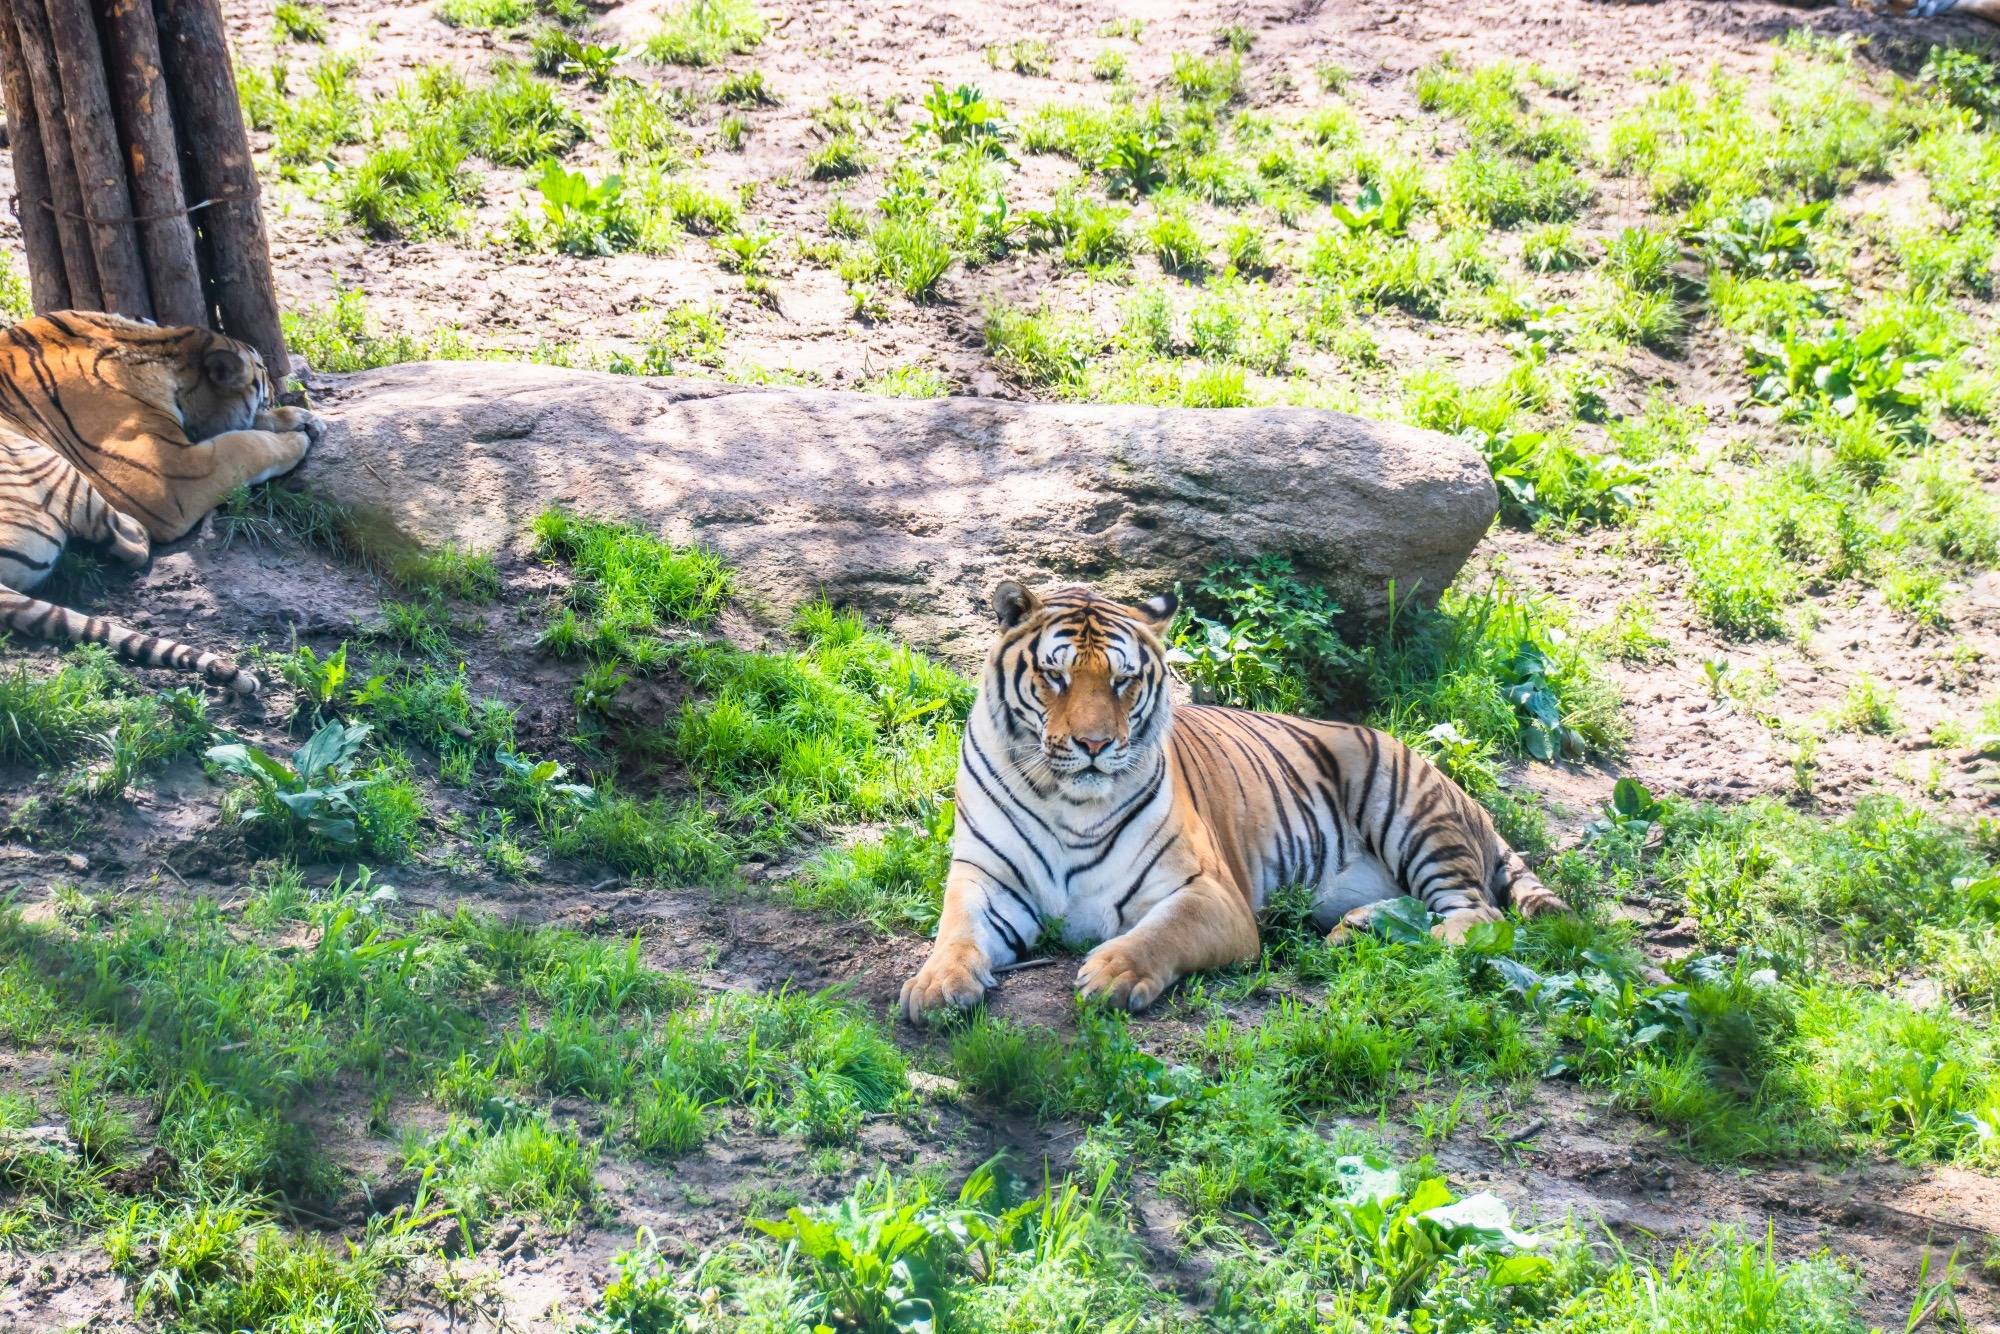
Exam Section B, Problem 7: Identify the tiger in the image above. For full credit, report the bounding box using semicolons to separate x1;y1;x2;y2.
900;581;1569;1020
0;310;324;694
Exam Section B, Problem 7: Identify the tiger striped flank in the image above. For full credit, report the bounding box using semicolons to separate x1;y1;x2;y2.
901;580;1569;1021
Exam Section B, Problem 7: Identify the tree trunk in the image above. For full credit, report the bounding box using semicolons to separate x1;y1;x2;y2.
151;0;287;374
0;0;69;311
6;0;101;309
97;0;205;326
42;0;152;317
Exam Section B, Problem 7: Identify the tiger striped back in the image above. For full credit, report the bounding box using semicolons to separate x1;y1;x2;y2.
0;311;323;694
902;581;1568;1019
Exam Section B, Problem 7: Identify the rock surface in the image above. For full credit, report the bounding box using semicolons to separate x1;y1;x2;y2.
301;361;1497;658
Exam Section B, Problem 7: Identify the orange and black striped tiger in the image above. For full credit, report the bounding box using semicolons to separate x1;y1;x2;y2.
901;581;1568;1019
0;310;323;693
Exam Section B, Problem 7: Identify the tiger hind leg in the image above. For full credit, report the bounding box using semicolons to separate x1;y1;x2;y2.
1492;843;1569;920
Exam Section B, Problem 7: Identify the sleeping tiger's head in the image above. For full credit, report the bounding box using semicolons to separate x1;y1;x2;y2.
23;311;273;441
985;581;1177;797
175;330;274;441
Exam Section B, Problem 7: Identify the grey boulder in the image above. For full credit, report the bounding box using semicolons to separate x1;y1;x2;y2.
298;361;1496;659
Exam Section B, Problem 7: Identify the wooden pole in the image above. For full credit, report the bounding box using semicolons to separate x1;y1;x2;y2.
152;0;287;375
0;0;69;311
42;0;152;317
7;0;101;309
98;0;206;326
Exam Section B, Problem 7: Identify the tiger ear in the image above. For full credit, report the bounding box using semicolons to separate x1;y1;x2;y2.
1134;592;1177;631
203;346;253;390
992;580;1041;628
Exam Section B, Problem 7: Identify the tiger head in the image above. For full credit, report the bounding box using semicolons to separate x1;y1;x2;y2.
985;581;1177;797
172;332;274;441
42;311;273;441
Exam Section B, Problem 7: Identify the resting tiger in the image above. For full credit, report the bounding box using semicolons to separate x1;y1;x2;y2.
0;310;323;693
900;581;1569;1020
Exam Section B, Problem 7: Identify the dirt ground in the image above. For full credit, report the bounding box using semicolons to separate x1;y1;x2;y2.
3;0;2000;1328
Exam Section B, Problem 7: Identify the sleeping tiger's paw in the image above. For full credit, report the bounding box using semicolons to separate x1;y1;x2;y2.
257;406;327;448
1432;904;1504;945
900;942;993;1023
106;511;150;566
1077;938;1173;1012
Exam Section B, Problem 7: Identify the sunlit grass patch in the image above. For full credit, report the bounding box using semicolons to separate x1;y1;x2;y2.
531;509;731;662
240;53;365;174
646;0;766;66
666;600;971;837
0;648;210;796
1415;55;1587;162
284;289;473;372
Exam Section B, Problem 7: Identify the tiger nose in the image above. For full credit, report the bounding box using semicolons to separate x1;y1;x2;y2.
1075;735;1113;757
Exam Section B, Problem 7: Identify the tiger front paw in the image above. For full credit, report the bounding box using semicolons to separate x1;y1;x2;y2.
900;941;994;1023
1432;904;1504;945
257;406;327;449
1076;937;1174;1012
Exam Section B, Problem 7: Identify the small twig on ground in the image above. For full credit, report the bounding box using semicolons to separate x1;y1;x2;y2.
993;956;1063;975
586;877;623;894
1506;1117;1548;1142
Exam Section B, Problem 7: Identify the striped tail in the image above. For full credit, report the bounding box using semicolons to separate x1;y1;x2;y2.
0;588;258;694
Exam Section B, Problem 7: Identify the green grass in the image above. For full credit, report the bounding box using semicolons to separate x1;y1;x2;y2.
284;289;472;371
389;545;501;603
531;509;731;663
0;649;210;795
337;124;475;239
436;0;582;29
646;0;766;65
606;303;728;375
859;363;952;397
272;1;327;42
664;600;971;837
1415;55;1586;162
0;880;928;1322
239;53;366;174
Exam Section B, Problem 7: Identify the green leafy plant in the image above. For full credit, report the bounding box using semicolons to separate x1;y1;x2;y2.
520;162;638;255
1167;557;1362;714
1503;641;1586;760
1330;172;1423;238
207;720;377;847
530;27;627;88
1690;197;1827;276
913;83;1012;160
1586;777;1665;843
1748;316;1944;424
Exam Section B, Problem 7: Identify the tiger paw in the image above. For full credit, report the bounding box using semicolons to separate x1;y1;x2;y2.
900;943;993;1023
1432;904;1504;945
1076;938;1173;1012
258;406;327;447
107;511;151;567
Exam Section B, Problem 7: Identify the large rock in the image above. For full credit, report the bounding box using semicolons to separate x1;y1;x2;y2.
302;362;1497;659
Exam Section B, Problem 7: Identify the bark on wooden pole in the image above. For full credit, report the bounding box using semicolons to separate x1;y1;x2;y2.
98;0;206;326
43;0;152;317
152;0;288;375
0;0;69;311
7;0;102;310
